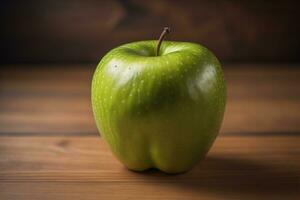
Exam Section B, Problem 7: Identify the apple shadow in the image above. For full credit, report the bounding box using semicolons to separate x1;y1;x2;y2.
133;156;300;197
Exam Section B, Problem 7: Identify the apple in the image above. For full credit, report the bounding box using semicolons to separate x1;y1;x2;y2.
92;27;226;173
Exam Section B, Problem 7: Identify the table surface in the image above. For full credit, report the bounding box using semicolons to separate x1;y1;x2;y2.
0;64;300;200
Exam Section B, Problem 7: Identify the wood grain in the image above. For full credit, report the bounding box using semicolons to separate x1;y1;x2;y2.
0;136;299;199
1;64;300;135
0;64;300;199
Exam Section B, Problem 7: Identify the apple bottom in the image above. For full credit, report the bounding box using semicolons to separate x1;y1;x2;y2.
105;119;219;174
118;146;212;174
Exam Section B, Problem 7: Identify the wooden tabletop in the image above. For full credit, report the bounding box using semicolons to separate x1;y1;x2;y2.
0;64;300;199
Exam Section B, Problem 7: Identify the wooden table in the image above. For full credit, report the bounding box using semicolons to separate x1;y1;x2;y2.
0;64;299;199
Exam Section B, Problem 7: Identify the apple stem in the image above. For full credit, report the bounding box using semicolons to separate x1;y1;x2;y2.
156;27;171;56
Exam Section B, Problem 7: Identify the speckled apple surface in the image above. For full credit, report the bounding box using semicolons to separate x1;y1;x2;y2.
92;40;226;173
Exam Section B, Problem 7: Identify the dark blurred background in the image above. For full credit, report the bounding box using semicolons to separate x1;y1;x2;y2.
1;0;300;64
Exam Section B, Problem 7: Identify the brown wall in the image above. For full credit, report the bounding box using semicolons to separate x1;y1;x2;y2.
1;0;300;63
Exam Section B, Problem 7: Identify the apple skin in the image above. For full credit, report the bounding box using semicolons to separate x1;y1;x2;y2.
92;40;226;173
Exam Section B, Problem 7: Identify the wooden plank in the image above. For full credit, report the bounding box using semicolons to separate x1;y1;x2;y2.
1;64;300;135
0;136;299;199
1;181;298;200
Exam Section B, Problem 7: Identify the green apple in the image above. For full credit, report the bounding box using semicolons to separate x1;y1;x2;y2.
92;28;226;173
